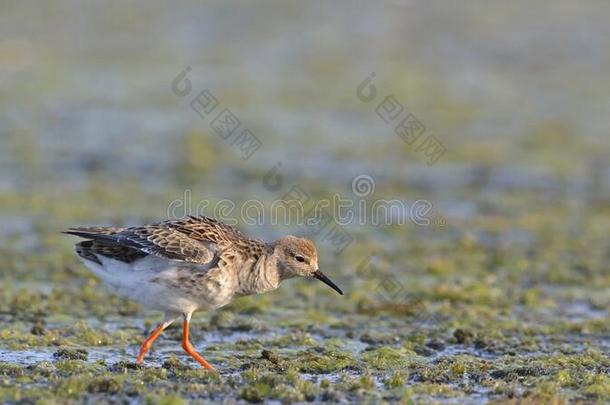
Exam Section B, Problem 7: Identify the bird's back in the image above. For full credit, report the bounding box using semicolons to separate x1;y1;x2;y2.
65;215;269;268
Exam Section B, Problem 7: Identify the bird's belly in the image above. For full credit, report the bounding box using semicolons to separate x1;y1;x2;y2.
82;256;200;314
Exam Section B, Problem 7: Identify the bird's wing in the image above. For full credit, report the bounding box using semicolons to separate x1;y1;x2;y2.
64;224;217;264
164;215;268;256
163;215;250;248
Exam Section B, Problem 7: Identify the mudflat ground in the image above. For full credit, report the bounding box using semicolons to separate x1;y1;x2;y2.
1;1;609;403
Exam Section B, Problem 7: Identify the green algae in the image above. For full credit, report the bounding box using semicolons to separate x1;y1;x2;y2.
53;348;88;361
297;348;356;374
362;347;422;371
2;224;607;404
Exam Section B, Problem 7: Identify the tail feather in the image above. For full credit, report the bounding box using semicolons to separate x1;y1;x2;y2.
64;229;147;254
63;226;124;236
63;226;127;245
66;227;146;264
64;229;118;241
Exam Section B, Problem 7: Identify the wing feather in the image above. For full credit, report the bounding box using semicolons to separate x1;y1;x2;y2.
64;225;216;263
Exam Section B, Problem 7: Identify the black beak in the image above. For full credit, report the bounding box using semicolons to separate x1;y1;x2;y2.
313;270;343;295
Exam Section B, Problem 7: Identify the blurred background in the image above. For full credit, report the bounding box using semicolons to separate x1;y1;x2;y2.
1;1;609;403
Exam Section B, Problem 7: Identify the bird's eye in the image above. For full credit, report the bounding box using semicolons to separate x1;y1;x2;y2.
295;255;305;263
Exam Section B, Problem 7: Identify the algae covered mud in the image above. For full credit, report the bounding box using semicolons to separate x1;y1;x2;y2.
1;1;610;403
1;213;609;404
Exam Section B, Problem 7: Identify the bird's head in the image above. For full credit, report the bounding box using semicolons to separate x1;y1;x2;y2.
274;235;343;295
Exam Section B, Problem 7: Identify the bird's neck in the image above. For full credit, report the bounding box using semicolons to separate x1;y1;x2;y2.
235;252;284;296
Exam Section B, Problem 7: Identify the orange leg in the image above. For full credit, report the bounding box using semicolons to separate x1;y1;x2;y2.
181;314;215;370
136;319;174;364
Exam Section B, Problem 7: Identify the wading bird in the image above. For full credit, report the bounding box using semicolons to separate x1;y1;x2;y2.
64;215;343;369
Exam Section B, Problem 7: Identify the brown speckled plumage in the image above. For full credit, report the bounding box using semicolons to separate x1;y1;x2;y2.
63;215;342;370
66;215;270;265
75;240;146;264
